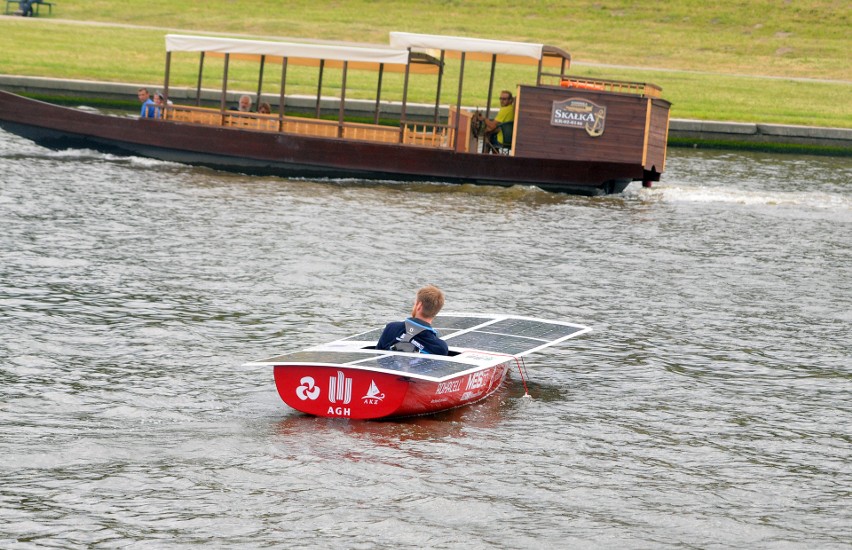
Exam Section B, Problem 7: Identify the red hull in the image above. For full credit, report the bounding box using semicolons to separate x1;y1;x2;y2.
274;362;511;419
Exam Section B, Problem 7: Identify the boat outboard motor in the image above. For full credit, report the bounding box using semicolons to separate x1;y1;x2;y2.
390;319;431;353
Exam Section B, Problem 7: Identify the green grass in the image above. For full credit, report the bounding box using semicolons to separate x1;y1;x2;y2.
1;0;850;127
668;137;852;157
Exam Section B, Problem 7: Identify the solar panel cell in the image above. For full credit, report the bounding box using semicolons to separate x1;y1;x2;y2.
264;351;372;364
358;355;471;378
486;318;584;339
432;315;491;330
445;331;540;355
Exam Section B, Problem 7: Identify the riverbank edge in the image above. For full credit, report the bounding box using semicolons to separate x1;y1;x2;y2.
2;74;850;155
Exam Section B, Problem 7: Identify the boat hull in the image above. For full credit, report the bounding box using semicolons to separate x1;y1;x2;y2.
274;362;511;419
0;91;642;195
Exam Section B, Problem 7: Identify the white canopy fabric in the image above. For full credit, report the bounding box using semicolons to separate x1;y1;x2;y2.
389;32;544;60
165;34;412;66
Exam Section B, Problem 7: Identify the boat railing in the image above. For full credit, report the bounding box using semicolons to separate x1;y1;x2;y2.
539;73;662;98
162;104;453;149
402;120;453;149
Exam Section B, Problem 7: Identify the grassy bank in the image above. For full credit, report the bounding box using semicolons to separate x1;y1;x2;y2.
0;0;850;127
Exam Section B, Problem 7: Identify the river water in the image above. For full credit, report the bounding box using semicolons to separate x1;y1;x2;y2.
1;128;850;548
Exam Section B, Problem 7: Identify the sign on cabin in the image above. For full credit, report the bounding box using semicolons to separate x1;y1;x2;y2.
550;98;607;137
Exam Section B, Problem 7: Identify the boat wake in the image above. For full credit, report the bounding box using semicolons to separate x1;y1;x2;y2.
624;183;851;211
1;147;185;170
297;177;562;200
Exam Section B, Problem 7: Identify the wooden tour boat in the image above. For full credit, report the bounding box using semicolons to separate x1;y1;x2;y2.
244;314;591;419
0;32;670;195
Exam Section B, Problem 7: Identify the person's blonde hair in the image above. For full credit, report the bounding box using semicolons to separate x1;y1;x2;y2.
414;285;445;318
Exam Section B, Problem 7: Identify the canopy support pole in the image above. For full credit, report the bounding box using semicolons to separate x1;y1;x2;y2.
399;51;411;143
485;54;496;119
433;50;445;124
315;59;325;119
374;63;384;125
220;53;230;126
163;51;171;105
278;57;288;131
338;61;348;138
195;52;205;106
256;54;266;108
453;51;466;151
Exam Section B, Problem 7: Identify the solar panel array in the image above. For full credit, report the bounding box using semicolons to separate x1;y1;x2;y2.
340;315;585;357
252;316;588;379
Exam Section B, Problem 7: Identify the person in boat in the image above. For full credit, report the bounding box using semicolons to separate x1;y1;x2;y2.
152;92;172;118
257;102;272;115
481;90;515;148
137;88;158;119
231;94;253;112
377;285;449;355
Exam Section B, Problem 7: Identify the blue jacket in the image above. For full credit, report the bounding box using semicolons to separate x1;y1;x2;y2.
377;318;449;355
140;98;158;118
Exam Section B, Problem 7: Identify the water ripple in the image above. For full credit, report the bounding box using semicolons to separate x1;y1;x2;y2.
1;131;850;547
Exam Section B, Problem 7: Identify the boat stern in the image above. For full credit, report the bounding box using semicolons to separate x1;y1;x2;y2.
274;365;411;419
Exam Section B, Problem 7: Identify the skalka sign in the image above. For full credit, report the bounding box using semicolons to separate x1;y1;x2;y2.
551;98;607;137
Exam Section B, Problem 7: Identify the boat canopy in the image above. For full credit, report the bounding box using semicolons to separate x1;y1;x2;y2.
389;32;570;68
390;32;543;59
167;34;412;65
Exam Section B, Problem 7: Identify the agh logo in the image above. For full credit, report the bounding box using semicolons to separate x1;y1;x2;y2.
551;97;606;137
328;371;352;404
327;371;353;417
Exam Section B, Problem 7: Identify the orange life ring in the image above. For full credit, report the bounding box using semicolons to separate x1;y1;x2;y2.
560;80;605;91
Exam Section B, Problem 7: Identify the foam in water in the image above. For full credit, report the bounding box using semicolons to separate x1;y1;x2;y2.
625;183;851;210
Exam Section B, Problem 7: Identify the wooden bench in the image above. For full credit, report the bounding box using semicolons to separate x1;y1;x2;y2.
162;104;453;149
5;0;54;15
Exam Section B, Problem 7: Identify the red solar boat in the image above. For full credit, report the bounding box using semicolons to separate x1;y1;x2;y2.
244;314;591;419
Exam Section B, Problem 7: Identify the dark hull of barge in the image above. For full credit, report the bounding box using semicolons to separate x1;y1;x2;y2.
0;89;667;196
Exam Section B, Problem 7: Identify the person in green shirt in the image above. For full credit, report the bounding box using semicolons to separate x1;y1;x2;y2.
482;90;515;147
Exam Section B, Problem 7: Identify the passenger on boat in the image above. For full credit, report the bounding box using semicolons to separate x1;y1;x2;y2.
257;102;272;114
483;90;515;147
235;95;253;112
377;285;449;355
152;93;171;118
137;88;158;119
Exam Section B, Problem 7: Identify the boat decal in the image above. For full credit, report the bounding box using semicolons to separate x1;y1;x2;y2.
465;369;492;391
361;380;385;404
295;376;321;401
328;371;352;404
327;406;351;417
550;98;606;137
435;379;462;395
461;352;502;364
